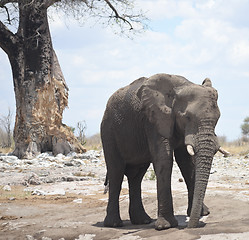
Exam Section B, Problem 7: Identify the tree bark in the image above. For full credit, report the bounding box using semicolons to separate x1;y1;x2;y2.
1;1;85;158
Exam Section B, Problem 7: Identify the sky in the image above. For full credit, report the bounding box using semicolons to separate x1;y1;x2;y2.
0;0;249;141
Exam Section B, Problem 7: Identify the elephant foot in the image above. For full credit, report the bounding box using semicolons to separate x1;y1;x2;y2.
130;210;152;225
155;216;178;231
201;203;210;216
104;215;123;228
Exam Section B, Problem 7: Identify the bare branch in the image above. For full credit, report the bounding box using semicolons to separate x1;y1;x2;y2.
1;5;11;24
0;0;19;27
51;0;147;37
43;0;61;8
0;108;13;148
0;20;17;54
104;0;133;30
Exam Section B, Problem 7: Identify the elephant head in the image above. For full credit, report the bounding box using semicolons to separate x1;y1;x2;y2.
138;74;220;228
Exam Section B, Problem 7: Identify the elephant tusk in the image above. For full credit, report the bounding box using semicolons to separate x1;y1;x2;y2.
218;147;230;157
187;145;195;156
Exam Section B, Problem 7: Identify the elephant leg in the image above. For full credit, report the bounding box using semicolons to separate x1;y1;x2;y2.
151;138;178;230
174;147;210;217
103;149;125;227
125;163;152;225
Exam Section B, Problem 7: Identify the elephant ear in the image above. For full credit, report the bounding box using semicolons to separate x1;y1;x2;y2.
137;83;174;138
202;78;212;87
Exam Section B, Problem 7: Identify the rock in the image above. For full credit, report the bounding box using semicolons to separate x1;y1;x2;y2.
72;159;85;166
3;185;11;191
64;161;74;167
0;155;19;163
27;173;41;185
26;235;35;240
32;189;46;196
76;234;96;240
92;159;100;163
41;237;52;240
62;176;77;182
45;177;55;184
67;152;77;158
55;153;65;159
47;188;66;196
36;152;53;159
31;188;66;196
73;198;83;204
33;229;46;239
81;150;101;159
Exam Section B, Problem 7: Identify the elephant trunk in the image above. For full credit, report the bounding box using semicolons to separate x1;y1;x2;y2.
187;124;217;228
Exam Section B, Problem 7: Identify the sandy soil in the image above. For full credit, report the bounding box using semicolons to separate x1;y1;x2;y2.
0;151;249;240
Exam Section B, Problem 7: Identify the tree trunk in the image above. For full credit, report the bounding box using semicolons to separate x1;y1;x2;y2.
2;1;84;158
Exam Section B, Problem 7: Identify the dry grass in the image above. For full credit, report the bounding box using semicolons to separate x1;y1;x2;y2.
1;134;248;157
0;185;31;201
84;133;102;151
221;143;249;156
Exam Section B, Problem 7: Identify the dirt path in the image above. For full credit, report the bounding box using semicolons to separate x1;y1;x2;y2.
1;186;249;240
1;152;249;240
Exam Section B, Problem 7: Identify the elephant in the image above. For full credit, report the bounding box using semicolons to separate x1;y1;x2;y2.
101;73;221;230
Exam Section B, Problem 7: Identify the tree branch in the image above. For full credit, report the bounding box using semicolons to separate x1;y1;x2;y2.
1;5;11;23
0;20;17;55
0;0;17;6
104;0;133;30
43;0;63;8
0;0;18;26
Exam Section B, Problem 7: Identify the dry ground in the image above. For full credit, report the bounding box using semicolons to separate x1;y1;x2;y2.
1;151;249;240
1;184;249;240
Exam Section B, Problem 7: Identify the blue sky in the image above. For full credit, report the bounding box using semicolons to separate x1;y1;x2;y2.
0;0;249;141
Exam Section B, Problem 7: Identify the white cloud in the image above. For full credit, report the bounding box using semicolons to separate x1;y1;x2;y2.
230;40;249;65
72;55;86;66
196;0;216;10
138;0;196;19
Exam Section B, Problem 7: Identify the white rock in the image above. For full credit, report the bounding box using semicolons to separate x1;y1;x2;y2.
55;153;65;160
72;159;85;166
67;152;77;158
3;185;11;191
73;198;83;204
46;188;65;196
92;159;100;163
113;236;143;240
36;152;53;159
76;234;96;240
26;235;35;240
0;155;19;163
32;189;46;196
41;237;52;240
82;150;100;159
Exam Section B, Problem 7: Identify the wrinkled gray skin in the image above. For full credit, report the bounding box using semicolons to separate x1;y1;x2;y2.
101;74;220;230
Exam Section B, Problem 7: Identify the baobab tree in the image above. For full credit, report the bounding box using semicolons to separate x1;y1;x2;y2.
0;0;146;158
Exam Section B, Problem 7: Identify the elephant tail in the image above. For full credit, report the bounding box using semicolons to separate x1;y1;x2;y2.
104;174;109;194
